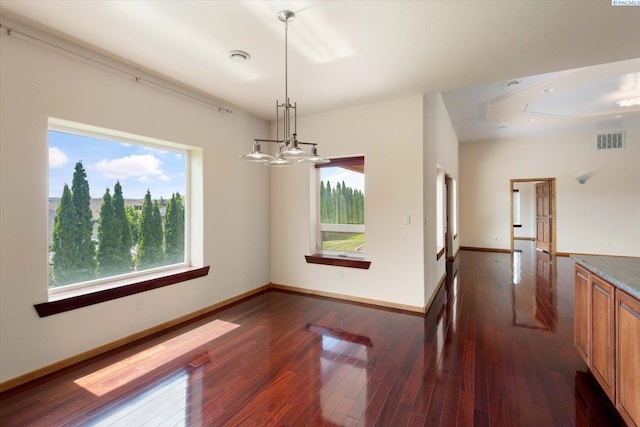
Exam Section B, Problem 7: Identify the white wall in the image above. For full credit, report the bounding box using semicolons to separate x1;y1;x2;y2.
270;96;427;309
0;29;270;383
423;93;459;304
460;129;640;256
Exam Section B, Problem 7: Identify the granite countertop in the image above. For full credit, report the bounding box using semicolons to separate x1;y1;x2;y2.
571;255;640;300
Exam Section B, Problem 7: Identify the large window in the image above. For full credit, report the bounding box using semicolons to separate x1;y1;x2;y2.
316;157;365;257
48;120;189;296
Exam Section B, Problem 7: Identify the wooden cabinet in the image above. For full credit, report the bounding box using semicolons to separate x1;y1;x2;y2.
590;275;615;401
574;263;640;427
616;290;640;427
574;265;591;364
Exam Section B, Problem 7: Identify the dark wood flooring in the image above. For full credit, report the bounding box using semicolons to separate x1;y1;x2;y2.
0;243;624;426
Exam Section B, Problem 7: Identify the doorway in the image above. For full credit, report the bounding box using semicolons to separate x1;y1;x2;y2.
510;178;556;254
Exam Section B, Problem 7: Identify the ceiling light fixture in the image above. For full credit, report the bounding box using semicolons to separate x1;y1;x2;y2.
240;10;329;167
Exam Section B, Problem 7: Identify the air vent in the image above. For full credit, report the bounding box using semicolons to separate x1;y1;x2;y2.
595;131;624;151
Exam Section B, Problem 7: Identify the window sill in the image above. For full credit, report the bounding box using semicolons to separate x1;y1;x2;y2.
34;266;210;317
305;254;371;270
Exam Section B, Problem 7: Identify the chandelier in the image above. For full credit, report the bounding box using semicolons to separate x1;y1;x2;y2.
240;10;329;167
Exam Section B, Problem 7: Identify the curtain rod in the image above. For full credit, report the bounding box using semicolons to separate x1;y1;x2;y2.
0;20;233;114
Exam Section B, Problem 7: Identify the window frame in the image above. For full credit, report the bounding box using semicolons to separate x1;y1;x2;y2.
314;156;366;260
306;156;370;269
38;118;206;316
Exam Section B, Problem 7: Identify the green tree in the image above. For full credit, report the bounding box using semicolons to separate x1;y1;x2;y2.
113;181;133;269
96;188;122;277
126;206;141;246
136;190;164;269
319;179;364;226
71;161;96;280
51;185;81;286
320;181;328;223
165;192;185;265
325;181;334;223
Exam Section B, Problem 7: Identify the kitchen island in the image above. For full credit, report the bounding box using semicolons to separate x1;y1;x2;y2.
572;254;640;427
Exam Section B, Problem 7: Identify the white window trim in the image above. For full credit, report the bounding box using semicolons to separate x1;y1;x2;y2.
312;158;366;259
47;118;193;300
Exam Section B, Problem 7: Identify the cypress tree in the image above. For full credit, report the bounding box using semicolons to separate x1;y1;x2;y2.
51;185;80;286
325;181;334;224
320;181;328;223
126;206;140;246
333;182;341;224
165;192;185;265
96;188;121;277
338;181;347;224
136;190;165;270
71;161;96;280
113;181;132;270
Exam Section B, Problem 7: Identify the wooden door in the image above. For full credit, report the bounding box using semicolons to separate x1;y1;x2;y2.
616;290;640;427
574;265;591;365
536;181;551;253
591;276;615;401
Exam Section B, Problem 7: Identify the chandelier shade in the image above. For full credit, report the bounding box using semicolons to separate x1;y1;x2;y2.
239;141;275;162
240;10;329;167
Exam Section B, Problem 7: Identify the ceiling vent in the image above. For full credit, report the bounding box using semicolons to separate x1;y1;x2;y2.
595;131;624;151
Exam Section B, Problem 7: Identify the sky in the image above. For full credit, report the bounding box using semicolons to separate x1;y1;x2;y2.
49;130;186;200
320;166;364;194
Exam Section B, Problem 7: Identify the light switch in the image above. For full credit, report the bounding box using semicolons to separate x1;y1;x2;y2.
403;216;411;225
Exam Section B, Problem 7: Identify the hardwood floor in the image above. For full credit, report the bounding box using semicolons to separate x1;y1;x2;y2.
0;243;624;426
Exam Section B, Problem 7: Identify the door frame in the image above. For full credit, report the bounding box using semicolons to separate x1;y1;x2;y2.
510;178;556;254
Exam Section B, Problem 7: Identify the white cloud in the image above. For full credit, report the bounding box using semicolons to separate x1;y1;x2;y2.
95;154;165;181
49;147;69;168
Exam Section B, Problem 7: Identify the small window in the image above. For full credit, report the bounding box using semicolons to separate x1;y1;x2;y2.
316;157;365;257
48;119;189;297
513;189;521;227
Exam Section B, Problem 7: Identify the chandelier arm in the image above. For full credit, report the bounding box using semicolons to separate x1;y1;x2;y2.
254;138;285;144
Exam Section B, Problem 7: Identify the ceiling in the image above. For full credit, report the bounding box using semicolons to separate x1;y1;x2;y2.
1;1;639;143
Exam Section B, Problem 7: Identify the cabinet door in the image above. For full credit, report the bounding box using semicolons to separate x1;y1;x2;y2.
591;275;615;401
574;265;591;364
616;290;640;427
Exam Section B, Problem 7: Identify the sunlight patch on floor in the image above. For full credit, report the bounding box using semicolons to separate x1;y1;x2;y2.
74;319;240;396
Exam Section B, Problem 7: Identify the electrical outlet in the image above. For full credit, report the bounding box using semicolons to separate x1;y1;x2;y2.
136;296;143;311
337;270;344;280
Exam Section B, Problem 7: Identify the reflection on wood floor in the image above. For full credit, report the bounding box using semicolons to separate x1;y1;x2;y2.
0;243;624;426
